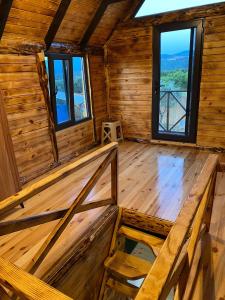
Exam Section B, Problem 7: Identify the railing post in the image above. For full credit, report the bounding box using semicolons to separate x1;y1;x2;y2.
167;92;170;131
111;148;118;205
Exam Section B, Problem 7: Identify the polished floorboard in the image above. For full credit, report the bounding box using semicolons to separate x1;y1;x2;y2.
0;141;212;279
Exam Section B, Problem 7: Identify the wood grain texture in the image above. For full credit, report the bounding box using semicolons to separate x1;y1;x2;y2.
191;172;225;300
107;25;152;140
0;256;72;299
56;120;95;162
52;205;118;299
106;5;225;148
0;53;55;183
0;91;20;201
135;154;218;300
55;0;102;44
88;0;133;46
89;53;108;141
1;0;62;45
25;148;117;275
0;141;212;287
0;142;118;216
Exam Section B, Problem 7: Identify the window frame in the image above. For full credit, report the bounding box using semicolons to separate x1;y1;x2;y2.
46;53;92;131
152;19;204;143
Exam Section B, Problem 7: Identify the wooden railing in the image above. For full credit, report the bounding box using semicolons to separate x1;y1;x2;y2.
135;154;219;300
0;142;118;299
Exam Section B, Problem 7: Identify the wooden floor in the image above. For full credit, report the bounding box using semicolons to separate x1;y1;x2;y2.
0;141;213;281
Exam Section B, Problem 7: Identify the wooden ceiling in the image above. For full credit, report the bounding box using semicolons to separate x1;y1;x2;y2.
0;0;140;49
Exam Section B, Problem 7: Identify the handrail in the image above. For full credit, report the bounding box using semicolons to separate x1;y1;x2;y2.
0;142;119;299
0;256;72;300
135;154;219;300
0;142;118;216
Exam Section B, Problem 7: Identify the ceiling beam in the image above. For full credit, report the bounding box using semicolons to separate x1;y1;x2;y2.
130;0;145;18
45;0;72;50
80;0;126;49
0;0;13;40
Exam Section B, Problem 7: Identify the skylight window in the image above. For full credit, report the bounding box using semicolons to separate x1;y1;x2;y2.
135;0;225;17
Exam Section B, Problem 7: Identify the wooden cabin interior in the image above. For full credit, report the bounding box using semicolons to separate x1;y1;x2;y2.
0;0;225;299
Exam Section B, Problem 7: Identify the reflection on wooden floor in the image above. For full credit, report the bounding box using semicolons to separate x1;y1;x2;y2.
117;142;209;221
0;141;214;281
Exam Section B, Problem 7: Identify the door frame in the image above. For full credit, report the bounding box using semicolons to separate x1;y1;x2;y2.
152;19;204;143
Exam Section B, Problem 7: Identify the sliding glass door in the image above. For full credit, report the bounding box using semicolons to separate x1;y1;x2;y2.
152;20;203;142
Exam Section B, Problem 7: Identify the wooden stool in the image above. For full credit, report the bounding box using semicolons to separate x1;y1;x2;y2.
101;121;124;144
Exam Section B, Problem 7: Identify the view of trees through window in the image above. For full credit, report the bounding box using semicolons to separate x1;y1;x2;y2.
159;29;192;133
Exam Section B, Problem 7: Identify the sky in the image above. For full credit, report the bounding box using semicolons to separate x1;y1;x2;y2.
136;0;225;17
161;29;191;54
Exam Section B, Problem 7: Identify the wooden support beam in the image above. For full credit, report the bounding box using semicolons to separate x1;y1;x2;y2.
130;0;145;18
45;0;72;50
0;91;21;201
80;0;125;49
0;0;13;40
36;52;59;163
0;198;113;236
122;208;173;237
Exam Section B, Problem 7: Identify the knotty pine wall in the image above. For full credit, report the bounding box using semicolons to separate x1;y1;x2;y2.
0;52;107;184
107;7;225;148
0;54;55;184
89;54;108;141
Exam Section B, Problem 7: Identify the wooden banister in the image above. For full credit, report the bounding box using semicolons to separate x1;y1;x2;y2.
0;142;119;299
26;148;118;275
0;142;118;216
135;154;219;300
0;257;72;300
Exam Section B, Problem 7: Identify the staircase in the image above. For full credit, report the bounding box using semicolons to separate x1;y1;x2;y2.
99;209;165;299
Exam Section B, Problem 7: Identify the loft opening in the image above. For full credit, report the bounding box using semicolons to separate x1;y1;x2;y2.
135;0;225;17
45;53;92;131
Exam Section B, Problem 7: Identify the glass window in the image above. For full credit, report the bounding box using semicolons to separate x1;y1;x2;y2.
135;0;224;17
53;60;71;124
45;55;91;130
73;57;89;121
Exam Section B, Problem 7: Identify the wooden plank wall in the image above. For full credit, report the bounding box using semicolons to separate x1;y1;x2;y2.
0;54;55;184
0;92;20;200
89;53;108;141
107;24;152;140
198;14;225;148
0;52;103;183
106;7;225;148
56;120;95;162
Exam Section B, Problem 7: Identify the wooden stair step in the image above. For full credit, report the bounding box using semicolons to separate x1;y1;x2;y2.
106;278;138;298
118;225;165;256
104;251;152;280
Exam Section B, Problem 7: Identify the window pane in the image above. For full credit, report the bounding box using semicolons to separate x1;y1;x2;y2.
73;57;89;121
53;60;71;124
135;0;224;17
159;29;191;134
